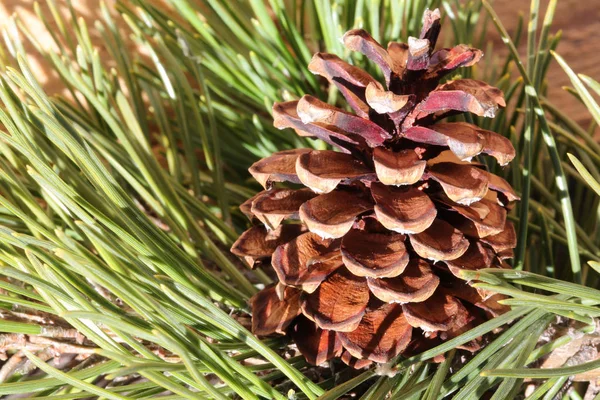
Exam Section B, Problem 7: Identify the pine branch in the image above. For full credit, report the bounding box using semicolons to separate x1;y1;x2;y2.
0;0;597;398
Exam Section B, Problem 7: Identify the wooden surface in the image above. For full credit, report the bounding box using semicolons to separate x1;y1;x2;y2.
0;0;599;125
492;0;600;126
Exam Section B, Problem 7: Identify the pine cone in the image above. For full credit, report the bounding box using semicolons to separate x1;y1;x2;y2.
232;9;518;368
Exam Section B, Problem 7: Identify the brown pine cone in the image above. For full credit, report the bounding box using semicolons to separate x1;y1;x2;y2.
232;8;518;368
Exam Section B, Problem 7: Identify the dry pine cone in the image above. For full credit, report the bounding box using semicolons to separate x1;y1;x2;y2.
232;9;519;368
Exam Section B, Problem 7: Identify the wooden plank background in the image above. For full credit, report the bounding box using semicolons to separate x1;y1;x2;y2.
0;0;598;125
492;0;600;127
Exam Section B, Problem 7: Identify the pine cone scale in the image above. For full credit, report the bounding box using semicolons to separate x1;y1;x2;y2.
371;182;437;234
299;191;373;239
337;303;413;363
340;228;409;278
291;316;342;366
300;268;370;332
373;147;426;185
366;258;440;303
